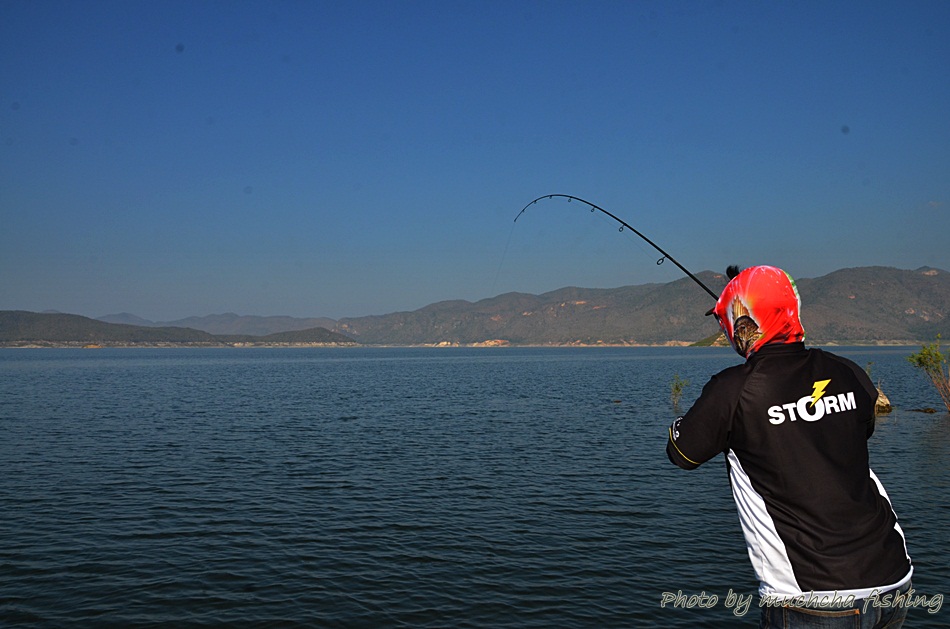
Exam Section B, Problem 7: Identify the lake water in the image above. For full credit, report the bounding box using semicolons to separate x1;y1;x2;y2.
1;346;948;627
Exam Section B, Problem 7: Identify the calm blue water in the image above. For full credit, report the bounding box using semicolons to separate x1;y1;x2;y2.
1;347;948;628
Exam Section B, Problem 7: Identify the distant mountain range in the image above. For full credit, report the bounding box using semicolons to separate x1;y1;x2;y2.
324;266;949;345
3;267;948;347
97;312;338;337
0;311;356;348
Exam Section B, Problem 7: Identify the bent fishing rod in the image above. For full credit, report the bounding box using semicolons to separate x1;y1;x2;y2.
515;194;719;301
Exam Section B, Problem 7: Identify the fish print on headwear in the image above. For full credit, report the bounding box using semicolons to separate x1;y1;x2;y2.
707;265;805;358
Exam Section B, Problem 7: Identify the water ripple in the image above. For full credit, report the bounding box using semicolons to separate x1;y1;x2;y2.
1;347;947;627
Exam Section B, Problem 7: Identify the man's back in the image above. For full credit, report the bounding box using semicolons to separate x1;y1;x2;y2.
713;343;910;596
668;265;913;626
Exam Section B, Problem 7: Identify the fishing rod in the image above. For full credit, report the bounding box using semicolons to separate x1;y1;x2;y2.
515;194;719;301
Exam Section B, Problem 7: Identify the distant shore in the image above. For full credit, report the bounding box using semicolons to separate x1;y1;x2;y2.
0;340;925;349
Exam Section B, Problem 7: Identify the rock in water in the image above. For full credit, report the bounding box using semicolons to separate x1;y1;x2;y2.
875;388;892;415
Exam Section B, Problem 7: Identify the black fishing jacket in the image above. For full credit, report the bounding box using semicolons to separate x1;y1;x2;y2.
667;342;912;599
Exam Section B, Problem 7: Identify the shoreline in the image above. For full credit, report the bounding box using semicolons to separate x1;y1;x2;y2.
0;340;927;350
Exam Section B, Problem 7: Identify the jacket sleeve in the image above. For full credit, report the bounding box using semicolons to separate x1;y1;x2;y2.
841;356;879;439
666;372;739;470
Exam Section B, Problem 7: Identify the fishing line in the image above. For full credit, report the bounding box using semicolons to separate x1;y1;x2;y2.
490;217;520;298
515;194;719;301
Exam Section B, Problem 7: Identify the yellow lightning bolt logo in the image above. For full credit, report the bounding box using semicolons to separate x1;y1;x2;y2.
810;379;831;407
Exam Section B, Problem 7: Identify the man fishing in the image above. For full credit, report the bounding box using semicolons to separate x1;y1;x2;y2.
666;265;913;628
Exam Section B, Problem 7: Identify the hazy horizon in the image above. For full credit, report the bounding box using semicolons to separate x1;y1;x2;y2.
9;263;945;323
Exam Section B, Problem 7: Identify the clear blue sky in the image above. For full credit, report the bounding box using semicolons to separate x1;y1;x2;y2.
2;0;948;321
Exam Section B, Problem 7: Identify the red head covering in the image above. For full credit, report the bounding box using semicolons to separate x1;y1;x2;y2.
706;265;805;358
